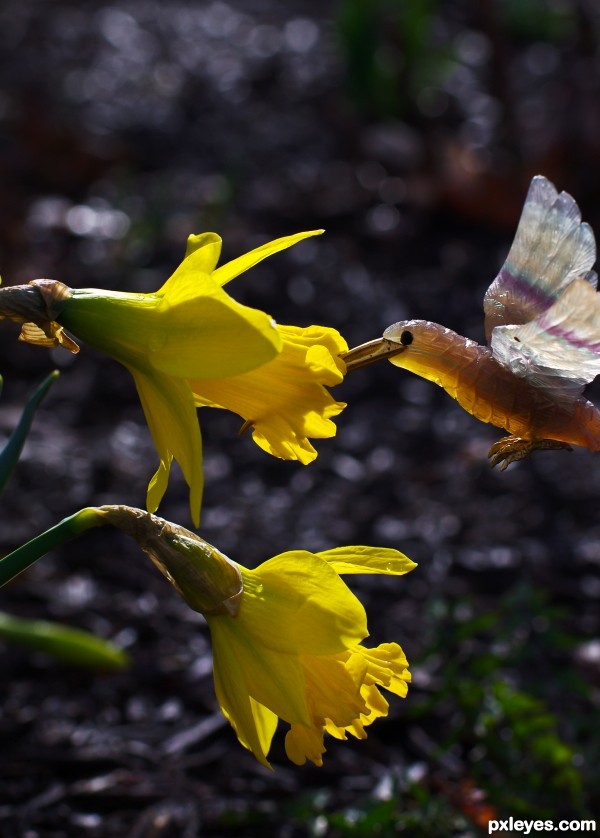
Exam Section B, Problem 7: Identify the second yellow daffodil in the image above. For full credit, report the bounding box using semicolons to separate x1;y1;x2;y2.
97;505;416;769
209;547;414;768
0;230;348;525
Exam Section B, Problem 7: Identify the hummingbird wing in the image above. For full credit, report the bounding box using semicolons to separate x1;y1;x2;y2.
483;175;597;341
490;278;600;403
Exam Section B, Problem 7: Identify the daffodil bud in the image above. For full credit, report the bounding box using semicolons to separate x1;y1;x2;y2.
97;505;242;616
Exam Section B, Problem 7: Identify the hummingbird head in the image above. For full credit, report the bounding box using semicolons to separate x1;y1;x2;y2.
341;319;426;371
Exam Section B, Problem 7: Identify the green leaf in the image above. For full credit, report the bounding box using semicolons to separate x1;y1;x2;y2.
0;610;129;669
0;370;59;495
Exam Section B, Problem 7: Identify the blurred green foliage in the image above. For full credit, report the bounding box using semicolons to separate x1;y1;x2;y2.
0;611;128;669
276;584;596;835
337;0;582;122
337;0;457;119
501;0;577;40
409;582;595;820
289;784;471;837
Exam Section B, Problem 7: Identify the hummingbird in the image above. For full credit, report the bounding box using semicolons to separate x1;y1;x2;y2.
342;175;600;469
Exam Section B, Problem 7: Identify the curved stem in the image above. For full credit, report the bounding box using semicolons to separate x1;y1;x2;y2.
0;507;106;587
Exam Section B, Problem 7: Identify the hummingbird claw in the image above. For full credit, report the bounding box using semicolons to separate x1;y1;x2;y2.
488;436;573;470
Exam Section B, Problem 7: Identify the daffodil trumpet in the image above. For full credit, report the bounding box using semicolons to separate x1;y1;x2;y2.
0;230;347;524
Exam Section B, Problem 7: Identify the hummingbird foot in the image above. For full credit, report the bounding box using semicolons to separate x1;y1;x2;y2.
487;436;573;470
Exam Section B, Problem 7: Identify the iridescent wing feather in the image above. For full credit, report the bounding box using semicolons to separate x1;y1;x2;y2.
483;175;597;341
490;278;600;403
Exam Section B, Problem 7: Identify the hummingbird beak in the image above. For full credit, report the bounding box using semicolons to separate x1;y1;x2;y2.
341;337;405;371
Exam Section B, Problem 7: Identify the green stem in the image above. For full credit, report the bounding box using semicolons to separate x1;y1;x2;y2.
0;507;106;587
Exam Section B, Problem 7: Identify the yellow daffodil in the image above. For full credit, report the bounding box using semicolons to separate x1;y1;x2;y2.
0;230;345;525
209;547;414;768
97;506;415;768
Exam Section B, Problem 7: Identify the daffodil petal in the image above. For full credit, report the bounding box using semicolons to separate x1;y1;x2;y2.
285;724;327;767
210;626;276;768
323;719;350;740
130;368;203;526
211;612;312;726
147;457;172;519
249;696;279;759
212;230;324;287
301;654;367;726
332;717;368;740
239;645;311;727
157;234;222;295
150;283;281;380
316;546;417;576
237;553;368;655
184;232;222;261
359;683;391;721
194;373;344;463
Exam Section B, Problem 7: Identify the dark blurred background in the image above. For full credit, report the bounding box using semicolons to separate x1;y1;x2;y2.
1;1;600;835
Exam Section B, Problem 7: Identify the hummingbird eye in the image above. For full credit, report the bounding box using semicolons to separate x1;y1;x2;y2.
400;330;413;346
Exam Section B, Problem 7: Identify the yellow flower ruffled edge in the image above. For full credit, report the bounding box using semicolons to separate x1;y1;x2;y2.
206;546;416;768
192;323;347;465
